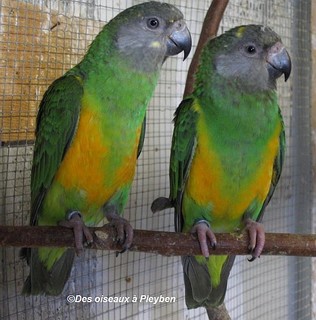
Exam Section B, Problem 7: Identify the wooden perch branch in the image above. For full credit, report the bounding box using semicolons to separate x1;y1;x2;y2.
0;225;315;257
184;0;229;96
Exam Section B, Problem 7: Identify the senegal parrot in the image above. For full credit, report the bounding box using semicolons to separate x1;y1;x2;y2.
21;1;191;296
152;25;291;319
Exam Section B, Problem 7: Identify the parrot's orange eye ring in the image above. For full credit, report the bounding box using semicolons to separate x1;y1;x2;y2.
147;17;160;29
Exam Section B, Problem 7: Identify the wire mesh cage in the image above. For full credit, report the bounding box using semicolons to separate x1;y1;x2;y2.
0;0;314;319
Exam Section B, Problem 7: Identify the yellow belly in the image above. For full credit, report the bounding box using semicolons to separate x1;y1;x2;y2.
54;107;138;207
185;121;281;223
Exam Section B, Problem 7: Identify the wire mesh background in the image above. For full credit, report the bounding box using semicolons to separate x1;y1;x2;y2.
0;0;313;319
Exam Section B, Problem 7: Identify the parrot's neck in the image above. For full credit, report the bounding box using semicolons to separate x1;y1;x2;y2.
201;82;279;139
70;53;159;156
73;47;160;114
85;59;157;110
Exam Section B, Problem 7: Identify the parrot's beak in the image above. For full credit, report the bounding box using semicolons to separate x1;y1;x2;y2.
267;42;291;82
166;20;192;60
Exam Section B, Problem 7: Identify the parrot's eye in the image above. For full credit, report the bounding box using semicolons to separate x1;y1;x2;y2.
147;18;160;29
245;45;256;54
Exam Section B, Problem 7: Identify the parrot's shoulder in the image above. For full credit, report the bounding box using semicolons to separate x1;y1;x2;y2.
169;97;199;211
36;74;84;131
174;96;197;118
173;96;200;133
42;72;83;96
172;97;199;161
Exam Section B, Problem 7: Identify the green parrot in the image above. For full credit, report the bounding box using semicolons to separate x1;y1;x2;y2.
21;1;191;296
152;25;291;318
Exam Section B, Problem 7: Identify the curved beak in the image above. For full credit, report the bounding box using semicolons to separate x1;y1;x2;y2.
267;42;291;82
166;20;192;60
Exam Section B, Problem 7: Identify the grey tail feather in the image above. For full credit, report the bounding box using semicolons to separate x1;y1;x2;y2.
206;303;231;320
21;248;75;296
151;197;173;213
182;255;235;309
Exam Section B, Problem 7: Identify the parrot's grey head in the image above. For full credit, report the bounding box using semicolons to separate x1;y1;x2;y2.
213;25;291;91
110;1;192;72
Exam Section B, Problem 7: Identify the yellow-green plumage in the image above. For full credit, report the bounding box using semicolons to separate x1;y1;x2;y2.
152;24;291;316
179;87;283;307
22;2;191;296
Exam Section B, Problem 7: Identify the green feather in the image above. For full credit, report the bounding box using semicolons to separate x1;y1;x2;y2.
22;1;191;296
30;75;83;225
153;25;288;311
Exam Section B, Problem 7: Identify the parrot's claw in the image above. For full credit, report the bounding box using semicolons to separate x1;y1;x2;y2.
245;218;265;261
191;220;217;258
111;217;134;251
105;210;133;252
59;211;94;256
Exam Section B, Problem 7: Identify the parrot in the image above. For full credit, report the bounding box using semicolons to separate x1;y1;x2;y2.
151;25;291;319
21;1;191;296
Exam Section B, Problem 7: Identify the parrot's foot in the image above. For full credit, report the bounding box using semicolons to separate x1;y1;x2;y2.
105;210;133;253
59;211;94;255
244;218;265;261
191;220;217;258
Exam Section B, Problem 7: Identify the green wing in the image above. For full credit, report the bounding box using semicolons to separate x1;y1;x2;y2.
169;98;198;232
257;116;285;222
137;116;146;158
30;74;83;225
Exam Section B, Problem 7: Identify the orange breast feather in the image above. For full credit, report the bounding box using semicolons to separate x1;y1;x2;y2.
55;107;138;206
186;120;281;222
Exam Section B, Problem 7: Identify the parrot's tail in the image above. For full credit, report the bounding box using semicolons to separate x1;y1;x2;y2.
151;197;173;213
182;255;235;311
206;303;231;320
21;248;75;296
